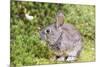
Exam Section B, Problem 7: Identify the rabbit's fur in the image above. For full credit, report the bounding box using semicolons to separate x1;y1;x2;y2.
40;12;83;62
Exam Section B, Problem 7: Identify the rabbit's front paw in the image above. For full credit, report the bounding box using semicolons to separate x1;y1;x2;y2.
66;56;76;62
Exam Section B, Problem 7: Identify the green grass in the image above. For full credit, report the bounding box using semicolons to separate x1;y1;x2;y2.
10;1;95;67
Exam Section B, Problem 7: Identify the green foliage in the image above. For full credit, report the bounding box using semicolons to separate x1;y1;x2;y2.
10;1;95;66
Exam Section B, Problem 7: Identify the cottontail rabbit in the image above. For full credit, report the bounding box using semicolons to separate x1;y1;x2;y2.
40;11;83;62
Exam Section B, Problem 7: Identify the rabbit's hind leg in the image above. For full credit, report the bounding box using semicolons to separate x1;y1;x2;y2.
66;39;82;62
66;45;82;62
66;50;81;62
66;50;78;62
66;56;76;62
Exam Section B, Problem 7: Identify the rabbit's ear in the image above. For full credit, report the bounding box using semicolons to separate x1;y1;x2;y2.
55;11;64;28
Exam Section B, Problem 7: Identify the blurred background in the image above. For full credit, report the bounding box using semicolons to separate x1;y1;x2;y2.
10;1;95;66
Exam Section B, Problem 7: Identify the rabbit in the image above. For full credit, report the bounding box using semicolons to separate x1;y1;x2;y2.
40;11;83;62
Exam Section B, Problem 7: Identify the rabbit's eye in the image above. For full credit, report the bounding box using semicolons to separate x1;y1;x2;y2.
46;29;50;34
